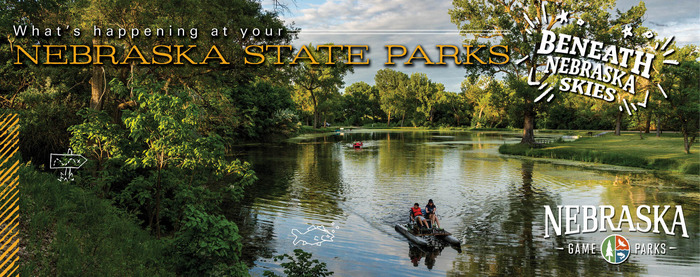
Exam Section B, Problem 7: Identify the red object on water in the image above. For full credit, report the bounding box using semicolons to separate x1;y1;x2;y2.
353;142;363;148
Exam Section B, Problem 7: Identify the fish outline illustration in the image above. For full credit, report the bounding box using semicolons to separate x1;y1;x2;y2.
291;225;337;246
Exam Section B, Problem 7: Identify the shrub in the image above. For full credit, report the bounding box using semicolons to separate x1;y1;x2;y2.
263;249;333;277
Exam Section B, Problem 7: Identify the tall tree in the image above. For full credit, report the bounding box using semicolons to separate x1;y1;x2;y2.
375;69;409;127
439;91;471;126
292;44;352;128
409;73;446;124
450;0;647;144
655;45;699;154
343;81;380;125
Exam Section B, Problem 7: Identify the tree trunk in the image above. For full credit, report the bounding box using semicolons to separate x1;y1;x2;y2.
310;89;318;128
90;37;105;111
387;111;391;127
401;113;405;127
520;110;535;144
656;117;661;137
313;110;319;129
614;111;622;136
683;132;690;154
155;167;162;238
477;107;484;128
644;114;651;133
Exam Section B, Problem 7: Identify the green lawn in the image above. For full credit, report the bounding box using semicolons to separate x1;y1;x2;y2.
500;133;700;175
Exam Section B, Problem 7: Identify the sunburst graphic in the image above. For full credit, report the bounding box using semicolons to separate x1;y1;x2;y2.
515;1;678;113
519;1;565;103
619;36;677;113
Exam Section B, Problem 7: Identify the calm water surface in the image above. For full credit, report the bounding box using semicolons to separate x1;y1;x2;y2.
230;130;699;277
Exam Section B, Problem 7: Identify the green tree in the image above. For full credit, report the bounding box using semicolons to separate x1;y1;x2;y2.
343;81;381;125
71;79;255;237
317;88;343;127
375;69;409;126
292;44;353;128
409;73;445;124
443;91;471;126
172;205;248;276
264;249;334;277
461;77;504;128
656;46;699;154
226;79;300;141
450;0;647;143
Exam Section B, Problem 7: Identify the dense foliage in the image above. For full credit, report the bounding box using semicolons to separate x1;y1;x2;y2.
3;0;698;275
264;249;334;277
3;0;293;275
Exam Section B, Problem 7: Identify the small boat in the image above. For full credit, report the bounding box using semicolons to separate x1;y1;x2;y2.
353;142;363;148
395;223;461;248
395;224;429;247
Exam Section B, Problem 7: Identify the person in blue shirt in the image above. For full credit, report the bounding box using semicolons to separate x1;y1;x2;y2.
425;199;441;229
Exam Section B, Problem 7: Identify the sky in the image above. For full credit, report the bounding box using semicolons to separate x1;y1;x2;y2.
264;0;700;93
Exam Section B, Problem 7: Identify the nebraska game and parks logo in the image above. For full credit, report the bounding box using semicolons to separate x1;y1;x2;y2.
544;205;688;264
601;235;630;264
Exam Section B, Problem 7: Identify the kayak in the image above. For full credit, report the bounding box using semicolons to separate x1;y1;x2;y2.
395;223;461;248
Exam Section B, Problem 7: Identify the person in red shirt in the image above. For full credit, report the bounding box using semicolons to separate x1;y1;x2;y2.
410;203;429;228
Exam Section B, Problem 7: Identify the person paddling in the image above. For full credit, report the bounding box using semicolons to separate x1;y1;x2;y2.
425;199;441;229
410;203;429;229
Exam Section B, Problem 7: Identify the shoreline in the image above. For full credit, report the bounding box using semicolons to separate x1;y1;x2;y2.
498;133;700;184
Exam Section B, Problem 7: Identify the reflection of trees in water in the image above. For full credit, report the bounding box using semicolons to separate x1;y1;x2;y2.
377;132;448;181
226;145;302;266
234;207;277;266
289;143;345;217
227;142;347;267
601;174;700;263
449;160;646;276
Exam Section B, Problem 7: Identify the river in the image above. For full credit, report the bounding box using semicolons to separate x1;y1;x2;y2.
230;130;699;276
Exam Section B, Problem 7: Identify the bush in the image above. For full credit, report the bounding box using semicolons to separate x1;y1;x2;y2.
170;205;247;276
15;80;83;167
263;249;333;277
19;164;171;276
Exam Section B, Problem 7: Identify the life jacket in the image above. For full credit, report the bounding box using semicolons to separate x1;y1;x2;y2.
411;207;422;216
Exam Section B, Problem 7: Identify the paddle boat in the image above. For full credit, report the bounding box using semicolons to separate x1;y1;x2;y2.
395;222;461;248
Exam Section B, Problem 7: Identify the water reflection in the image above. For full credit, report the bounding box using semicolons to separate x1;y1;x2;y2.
228;130;698;276
409;244;444;270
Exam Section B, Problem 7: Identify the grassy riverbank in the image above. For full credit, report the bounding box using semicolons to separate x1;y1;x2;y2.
499;133;700;175
19;164;172;276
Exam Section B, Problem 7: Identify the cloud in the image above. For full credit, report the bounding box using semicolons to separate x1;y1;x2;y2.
653;18;700;45
280;0;467;92
614;0;699;44
279;0;700;92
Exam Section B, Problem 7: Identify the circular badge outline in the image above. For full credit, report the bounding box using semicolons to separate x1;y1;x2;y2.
601;234;630;264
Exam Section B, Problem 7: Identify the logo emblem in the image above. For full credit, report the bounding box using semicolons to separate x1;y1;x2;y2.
601;234;630;264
